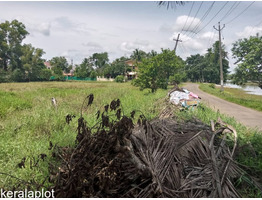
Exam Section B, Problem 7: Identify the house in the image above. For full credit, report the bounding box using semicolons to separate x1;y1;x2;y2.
44;61;52;70
63;69;74;79
124;60;140;80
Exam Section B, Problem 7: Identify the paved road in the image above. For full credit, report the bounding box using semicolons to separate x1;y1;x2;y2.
184;83;262;131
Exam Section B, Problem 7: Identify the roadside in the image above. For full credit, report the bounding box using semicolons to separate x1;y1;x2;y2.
184;82;262;131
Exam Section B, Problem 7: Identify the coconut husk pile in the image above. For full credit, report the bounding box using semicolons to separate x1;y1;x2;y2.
50;94;261;197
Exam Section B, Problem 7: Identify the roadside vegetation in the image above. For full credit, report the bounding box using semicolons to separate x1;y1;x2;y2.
175;103;262;197
199;83;262;112
0;81;168;190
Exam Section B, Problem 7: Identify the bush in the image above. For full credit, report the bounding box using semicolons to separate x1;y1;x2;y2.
0;70;11;83
115;75;124;83
11;69;25;82
40;69;52;81
209;83;216;89
90;71;97;79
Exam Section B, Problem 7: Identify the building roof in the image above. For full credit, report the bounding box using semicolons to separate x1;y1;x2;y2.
44;61;52;68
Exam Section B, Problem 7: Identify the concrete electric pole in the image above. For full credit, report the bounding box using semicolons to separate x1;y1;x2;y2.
213;22;225;92
173;33;182;53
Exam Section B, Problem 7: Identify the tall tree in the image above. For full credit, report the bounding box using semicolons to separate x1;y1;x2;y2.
50;56;69;74
74;58;94;78
21;44;46;81
0;20;29;71
130;49;147;62
231;34;262;88
103;56;129;78
91;52;109;68
185;54;205;82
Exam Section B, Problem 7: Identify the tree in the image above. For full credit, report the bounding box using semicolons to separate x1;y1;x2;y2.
91;52;109;69
0;20;29;71
185;54;205;82
21;44;46;81
203;41;229;84
130;49;147;62
74;58;94;78
50;56;69;75
103;57;129;78
134;49;185;92
185;41;229;84
231;34;262;88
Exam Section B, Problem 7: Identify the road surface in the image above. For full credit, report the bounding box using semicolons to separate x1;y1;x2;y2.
184;83;262;131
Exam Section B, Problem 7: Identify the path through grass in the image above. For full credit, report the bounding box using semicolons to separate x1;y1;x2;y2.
199;83;262;112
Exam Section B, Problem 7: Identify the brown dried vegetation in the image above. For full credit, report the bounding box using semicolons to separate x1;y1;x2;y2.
49;94;262;197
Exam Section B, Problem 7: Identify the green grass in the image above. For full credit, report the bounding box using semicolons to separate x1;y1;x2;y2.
199;83;262;112
175;103;262;197
0;81;168;190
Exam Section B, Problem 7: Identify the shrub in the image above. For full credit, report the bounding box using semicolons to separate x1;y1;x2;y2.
115;75;124;83
209;83;216;89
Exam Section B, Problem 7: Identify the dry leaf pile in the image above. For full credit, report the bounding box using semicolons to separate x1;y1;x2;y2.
50;94;261;197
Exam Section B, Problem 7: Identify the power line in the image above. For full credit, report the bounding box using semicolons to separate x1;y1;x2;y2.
194;1;229;36
183;1;203;37
219;1;240;22
225;1;255;25
186;2;216;38
181;2;195;34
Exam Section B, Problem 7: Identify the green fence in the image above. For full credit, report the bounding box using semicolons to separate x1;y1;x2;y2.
50;76;97;81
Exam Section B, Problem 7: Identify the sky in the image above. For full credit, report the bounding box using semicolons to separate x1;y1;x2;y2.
1;1;262;72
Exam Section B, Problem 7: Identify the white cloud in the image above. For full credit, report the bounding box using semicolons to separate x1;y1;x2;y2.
120;39;151;53
174;15;201;33
236;25;262;38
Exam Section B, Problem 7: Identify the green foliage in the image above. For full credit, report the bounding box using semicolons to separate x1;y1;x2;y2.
50;56;69;74
0;81;167;189
115;75;124;83
10;68;25;82
104;57;129;78
185;54;205;82
231;35;262;88
21;44;46;81
90;70;97;79
130;49;147;62
209;83;216;89
0;69;11;82
0;20;29;71
91;52;109;68
169;72;186;85
185;41;229;84
74;58;94;78
40;68;52;81
0;90;32;118
135;49;184;92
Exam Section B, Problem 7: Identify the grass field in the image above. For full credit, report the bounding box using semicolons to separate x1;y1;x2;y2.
1;81;261;197
199;83;262;112
0;81;168;190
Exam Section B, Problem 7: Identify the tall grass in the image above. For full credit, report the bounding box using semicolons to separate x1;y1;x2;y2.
0;81;168;189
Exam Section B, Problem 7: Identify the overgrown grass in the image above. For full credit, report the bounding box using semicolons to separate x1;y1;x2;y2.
199;83;262;112
175;103;262;197
0;81;168;190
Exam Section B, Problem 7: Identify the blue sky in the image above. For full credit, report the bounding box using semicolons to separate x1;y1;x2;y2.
1;1;262;72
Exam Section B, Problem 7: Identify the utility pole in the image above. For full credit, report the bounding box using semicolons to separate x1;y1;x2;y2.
213;22;225;92
173;33;182;53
